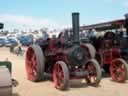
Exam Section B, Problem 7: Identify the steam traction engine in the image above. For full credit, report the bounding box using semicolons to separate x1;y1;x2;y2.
0;23;12;96
25;13;102;90
0;61;12;96
95;14;128;83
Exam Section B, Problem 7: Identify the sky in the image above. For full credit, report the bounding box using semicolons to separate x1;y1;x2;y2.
0;0;128;31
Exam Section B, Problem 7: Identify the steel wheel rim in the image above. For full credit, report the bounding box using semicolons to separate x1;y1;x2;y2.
53;63;64;89
110;61;125;81
26;47;38;80
86;62;97;84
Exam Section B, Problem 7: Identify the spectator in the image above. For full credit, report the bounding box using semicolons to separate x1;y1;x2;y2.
87;29;95;38
42;31;49;40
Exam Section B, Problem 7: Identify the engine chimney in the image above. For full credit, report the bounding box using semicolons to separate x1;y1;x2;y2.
72;12;80;44
125;14;128;36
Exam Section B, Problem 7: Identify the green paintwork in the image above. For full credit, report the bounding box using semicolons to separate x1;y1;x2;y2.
72;13;80;44
0;61;12;74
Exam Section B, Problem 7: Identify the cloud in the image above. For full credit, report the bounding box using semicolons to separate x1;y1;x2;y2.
0;14;69;31
123;1;128;7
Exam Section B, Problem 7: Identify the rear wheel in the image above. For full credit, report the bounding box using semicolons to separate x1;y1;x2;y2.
110;58;128;83
85;59;102;86
26;45;45;82
53;61;69;90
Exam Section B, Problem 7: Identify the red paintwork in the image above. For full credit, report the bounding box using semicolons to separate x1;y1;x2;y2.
103;48;120;64
97;34;121;65
27;31;99;85
26;47;37;81
45;36;94;80
110;60;125;82
53;63;64;89
96;32;126;82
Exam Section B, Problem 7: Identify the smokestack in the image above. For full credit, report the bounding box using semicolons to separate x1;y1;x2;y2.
124;14;128;36
72;12;80;44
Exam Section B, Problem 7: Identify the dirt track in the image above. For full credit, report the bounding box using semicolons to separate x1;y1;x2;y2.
0;47;128;96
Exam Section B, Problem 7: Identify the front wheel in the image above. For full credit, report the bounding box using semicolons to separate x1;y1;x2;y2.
110;58;128;83
53;61;69;90
85;59;102;86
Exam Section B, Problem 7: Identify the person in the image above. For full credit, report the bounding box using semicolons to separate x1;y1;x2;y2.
12;39;23;56
114;31;123;46
80;31;85;40
42;31;49;40
87;29;95;39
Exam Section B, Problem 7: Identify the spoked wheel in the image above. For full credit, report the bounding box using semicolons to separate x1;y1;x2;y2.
85;59;102;86
110;58;128;83
53;61;69;90
26;45;45;82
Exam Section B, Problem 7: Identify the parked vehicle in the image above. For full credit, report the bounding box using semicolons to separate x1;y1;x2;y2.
19;35;33;46
81;13;128;83
95;32;128;82
0;38;6;47
25;13;102;90
0;61;12;96
0;60;19;96
5;38;18;47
